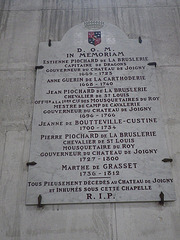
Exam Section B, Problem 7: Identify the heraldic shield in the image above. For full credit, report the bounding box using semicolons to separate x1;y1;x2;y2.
88;31;101;46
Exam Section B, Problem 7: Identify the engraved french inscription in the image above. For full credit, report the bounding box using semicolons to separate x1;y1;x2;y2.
26;23;176;204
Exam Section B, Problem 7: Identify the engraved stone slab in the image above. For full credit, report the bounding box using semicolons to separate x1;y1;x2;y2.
26;22;176;205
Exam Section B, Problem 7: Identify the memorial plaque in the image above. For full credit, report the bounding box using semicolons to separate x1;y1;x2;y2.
26;22;176;205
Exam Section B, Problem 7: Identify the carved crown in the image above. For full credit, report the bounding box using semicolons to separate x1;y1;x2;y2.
84;21;104;30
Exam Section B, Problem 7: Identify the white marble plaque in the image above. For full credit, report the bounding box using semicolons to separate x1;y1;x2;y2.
26;22;176;205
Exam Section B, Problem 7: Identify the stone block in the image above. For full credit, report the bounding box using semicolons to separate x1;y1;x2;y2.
0;10;41;70
0;71;35;126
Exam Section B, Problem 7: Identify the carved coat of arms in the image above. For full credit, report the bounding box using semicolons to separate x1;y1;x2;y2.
88;31;101;46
